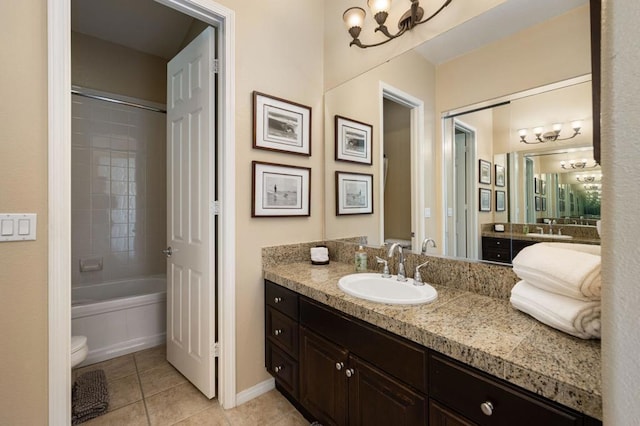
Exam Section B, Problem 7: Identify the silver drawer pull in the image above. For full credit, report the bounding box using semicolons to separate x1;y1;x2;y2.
345;368;355;378
480;401;494;416
274;365;283;373
273;329;283;336
274;297;282;304
335;362;344;371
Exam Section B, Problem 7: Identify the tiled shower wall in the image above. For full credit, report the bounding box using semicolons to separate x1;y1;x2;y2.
71;94;166;286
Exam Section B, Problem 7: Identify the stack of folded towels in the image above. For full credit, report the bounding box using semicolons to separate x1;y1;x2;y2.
510;242;601;339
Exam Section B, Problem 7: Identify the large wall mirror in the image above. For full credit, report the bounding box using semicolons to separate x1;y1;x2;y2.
323;0;597;263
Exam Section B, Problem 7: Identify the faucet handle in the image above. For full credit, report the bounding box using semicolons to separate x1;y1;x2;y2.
413;261;429;286
375;256;391;278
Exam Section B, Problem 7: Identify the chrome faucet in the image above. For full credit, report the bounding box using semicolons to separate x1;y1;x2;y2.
413;261;429;286
536;226;544;235
387;243;407;282
549;220;555;235
421;238;437;254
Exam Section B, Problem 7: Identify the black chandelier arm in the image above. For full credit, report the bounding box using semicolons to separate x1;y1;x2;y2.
415;0;453;26
350;26;409;48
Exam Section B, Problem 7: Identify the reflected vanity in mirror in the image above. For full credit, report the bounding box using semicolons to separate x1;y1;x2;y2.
323;0;598;265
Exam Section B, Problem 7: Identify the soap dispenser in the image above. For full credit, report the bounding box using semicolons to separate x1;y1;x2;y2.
355;244;368;272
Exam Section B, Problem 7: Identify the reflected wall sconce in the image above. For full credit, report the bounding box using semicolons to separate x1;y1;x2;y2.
576;174;601;183
518;121;582;144
560;159;598;170
583;184;601;190
343;0;453;49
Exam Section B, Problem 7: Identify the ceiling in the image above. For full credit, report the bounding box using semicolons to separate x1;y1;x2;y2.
71;0;195;59
72;0;588;63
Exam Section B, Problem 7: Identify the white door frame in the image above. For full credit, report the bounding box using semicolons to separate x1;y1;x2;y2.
452;120;478;259
379;82;426;250
47;1;236;423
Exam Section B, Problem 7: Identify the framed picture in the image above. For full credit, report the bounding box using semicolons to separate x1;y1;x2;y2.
541;179;547;196
252;161;310;217
559;199;566;212
336;171;373;215
541;197;547;211
253;91;311;156
535;196;542;211
495;164;505;187
495;190;506;212
479;159;491;185
534;177;540;194
479;188;492;212
335;115;373;165
559;187;565;199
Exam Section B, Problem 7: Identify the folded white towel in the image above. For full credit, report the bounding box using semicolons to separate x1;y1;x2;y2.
310;247;329;263
512;243;601;300
538;242;601;256
510;281;600;339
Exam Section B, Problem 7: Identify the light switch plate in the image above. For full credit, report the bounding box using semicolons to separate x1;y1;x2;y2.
0;214;37;242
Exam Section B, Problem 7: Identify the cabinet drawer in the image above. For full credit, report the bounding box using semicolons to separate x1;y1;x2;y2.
266;342;299;398
482;249;511;263
429;354;581;426
482;237;510;250
266;306;299;358
300;297;428;394
265;280;299;319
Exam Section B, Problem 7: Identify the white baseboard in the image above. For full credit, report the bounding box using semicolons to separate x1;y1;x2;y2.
235;377;275;406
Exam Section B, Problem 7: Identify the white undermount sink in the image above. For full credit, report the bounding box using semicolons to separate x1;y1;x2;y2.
338;273;438;305
525;233;574;240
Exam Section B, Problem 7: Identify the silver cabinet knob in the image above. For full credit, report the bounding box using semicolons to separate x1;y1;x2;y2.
335;362;344;371
274;297;282;304
345;368;355;378
273;329;283;336
274;365;283;373
480;401;494;416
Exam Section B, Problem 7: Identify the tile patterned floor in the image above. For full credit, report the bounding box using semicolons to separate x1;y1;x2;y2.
73;346;308;425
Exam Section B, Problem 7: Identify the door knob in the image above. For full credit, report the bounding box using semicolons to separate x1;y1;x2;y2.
162;247;173;258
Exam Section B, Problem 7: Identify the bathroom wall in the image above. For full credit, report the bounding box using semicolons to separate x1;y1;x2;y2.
71;94;166;286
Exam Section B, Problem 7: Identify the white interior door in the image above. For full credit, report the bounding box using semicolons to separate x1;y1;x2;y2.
166;26;216;399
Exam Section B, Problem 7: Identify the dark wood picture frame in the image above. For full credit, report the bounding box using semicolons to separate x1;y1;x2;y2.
495;164;505;187
535;196;542;211
479;188;492;212
253;91;312;156
335;115;373;165
335;171;374;215
495;190;506;212
479;159;491;185
251;161;311;217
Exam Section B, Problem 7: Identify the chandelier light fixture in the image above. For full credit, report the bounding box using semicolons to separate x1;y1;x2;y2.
343;0;453;49
560;159;598;170
583;184;601;190
518;121;582;144
576;174;601;183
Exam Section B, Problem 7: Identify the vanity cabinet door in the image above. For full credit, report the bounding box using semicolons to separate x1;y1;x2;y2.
348;355;427;426
430;399;477;426
481;237;512;264
299;326;349;426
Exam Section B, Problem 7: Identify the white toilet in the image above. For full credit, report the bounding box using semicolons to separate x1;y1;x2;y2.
71;335;88;368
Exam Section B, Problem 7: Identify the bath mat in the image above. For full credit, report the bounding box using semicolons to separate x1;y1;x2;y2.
72;369;109;425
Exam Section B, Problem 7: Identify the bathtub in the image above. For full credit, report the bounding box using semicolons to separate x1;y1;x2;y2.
72;276;166;366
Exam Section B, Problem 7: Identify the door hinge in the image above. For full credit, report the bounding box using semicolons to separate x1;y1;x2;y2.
213;341;220;357
210;200;221;216
211;59;219;74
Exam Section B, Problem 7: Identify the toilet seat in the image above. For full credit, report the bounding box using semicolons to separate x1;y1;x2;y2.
71;335;88;368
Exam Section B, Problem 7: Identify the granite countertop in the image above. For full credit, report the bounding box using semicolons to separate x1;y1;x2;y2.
482;231;601;245
263;261;602;420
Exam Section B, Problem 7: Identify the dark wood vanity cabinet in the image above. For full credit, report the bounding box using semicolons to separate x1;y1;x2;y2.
264;280;601;426
482;237;536;264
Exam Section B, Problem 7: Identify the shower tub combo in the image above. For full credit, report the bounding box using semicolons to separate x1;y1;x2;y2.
72;276;167;366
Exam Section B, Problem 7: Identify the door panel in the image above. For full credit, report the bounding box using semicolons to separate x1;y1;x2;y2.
166;26;216;398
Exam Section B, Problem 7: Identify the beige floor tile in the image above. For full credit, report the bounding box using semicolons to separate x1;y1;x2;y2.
270;409;309;426
107;373;143;412
225;390;300;426
139;362;188;397
76;354;137;382
145;382;217;425
135;345;167;373
173;403;229;426
83;400;148;426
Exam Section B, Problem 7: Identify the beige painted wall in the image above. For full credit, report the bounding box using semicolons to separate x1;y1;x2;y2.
72;31;168;104
324;49;436;247
0;1;49;424
601;0;640;424
215;0;325;392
